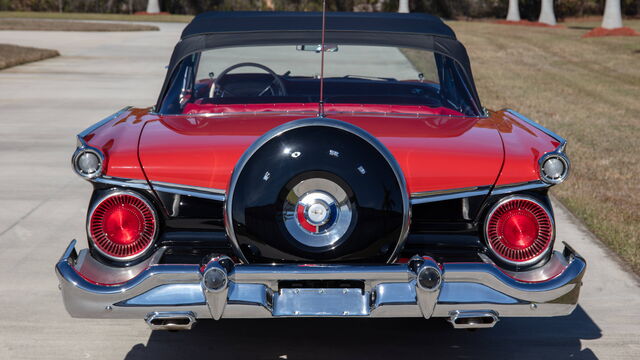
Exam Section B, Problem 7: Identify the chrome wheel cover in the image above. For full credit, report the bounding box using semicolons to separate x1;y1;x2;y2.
283;178;353;248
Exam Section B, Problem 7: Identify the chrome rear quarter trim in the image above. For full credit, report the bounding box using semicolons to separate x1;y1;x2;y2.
151;181;225;201
78;106;133;138
411;186;491;204
491;180;549;195
506;109;566;145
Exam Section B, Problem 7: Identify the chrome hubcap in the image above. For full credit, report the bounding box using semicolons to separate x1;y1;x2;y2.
296;192;337;232
306;202;329;225
283;178;353;248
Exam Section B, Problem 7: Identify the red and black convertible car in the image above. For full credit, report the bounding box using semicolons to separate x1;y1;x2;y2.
56;11;585;330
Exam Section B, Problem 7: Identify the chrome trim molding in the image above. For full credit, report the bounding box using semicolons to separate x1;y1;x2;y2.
225;117;411;264
86;190;159;263
151;181;225;202
483;195;555;267
93;175;151;190
491;180;549;195
156;110;486;119
78;106;133;138
411;186;491;205
56;240;585;322
90;176;227;202
506;109;565;145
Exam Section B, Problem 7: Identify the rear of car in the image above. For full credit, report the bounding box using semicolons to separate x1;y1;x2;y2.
56;11;584;330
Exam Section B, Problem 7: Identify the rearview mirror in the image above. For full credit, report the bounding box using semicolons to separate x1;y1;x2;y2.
296;44;339;53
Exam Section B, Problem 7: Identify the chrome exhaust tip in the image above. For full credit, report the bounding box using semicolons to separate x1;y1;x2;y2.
145;311;196;331
448;310;499;329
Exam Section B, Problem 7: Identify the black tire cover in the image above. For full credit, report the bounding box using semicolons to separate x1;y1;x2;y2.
225;118;410;263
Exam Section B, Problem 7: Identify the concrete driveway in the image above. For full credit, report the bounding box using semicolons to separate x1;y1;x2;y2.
0;22;638;360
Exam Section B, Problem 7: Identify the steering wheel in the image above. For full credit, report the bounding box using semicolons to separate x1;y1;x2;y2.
210;62;287;98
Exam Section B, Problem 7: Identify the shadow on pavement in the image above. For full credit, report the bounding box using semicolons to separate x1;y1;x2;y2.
125;305;600;360
568;26;596;30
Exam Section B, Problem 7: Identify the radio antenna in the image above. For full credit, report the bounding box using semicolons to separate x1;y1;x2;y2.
318;0;327;117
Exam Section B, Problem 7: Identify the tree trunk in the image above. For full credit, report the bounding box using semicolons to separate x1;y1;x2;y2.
538;0;556;25
146;0;160;13
263;0;275;10
602;0;623;29
507;0;520;21
398;0;409;13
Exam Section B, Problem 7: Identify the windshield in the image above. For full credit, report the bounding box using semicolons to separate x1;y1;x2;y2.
159;45;480;116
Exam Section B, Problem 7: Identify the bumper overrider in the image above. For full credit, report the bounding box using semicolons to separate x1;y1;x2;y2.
56;240;585;330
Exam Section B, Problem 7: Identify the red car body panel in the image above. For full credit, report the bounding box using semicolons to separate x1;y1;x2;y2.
490;110;560;186
137;105;504;194
83;106;558;195
82;108;150;181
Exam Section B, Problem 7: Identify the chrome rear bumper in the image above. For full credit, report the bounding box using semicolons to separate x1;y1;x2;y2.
56;240;585;326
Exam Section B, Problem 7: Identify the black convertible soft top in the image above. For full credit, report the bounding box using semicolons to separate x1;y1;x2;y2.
157;11;481;111
181;11;457;40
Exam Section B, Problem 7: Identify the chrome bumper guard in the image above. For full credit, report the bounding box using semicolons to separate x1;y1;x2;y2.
56;240;585;324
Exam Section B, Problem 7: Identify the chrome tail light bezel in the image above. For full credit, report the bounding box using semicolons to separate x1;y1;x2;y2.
484;195;555;267
87;190;158;262
72;145;104;179
539;151;570;185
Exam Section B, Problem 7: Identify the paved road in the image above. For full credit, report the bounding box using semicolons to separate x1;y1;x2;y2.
0;23;639;360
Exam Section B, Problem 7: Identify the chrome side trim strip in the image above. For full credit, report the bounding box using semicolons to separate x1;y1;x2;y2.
91;177;548;204
410;186;491;205
90;176;227;201
92;176;151;190
506;109;566;147
151;181;225;195
92;177;548;204
491;180;549;195
151;181;226;201
78;106;133;138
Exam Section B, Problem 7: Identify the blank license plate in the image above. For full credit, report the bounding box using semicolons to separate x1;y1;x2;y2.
272;288;369;317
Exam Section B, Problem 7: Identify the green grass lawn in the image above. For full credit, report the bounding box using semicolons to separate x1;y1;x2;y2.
449;19;640;273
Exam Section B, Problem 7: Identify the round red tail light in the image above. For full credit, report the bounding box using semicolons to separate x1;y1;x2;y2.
485;196;553;266
89;192;157;261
